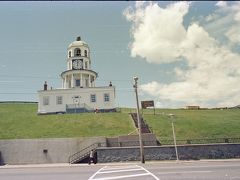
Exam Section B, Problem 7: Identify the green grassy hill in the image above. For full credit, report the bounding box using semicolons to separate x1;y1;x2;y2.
141;109;240;144
0;104;239;143
0;103;135;139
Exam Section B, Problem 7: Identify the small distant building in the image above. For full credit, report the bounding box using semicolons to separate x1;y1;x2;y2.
186;106;200;110
37;37;116;114
212;107;228;110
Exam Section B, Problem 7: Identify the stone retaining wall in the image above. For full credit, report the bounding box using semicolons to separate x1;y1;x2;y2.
96;143;240;163
106;133;158;147
1;138;239;165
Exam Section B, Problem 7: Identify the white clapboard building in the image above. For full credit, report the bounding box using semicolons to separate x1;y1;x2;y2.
38;37;116;114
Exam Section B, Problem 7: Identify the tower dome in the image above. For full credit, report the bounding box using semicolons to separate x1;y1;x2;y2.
68;36;89;49
67;36;90;59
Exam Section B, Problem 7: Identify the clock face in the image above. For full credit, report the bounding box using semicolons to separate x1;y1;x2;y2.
72;59;83;69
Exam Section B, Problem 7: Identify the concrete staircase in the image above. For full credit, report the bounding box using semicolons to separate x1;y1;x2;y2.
66;103;94;113
106;133;159;147
130;113;152;133
69;113;161;164
69;142;106;164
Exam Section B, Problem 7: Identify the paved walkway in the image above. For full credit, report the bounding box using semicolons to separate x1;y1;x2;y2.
1;159;240;169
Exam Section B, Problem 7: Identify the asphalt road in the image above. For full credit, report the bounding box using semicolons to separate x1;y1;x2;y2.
1;160;240;180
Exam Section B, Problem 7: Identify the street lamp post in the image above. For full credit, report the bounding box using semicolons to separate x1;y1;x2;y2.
168;113;179;161
133;76;145;164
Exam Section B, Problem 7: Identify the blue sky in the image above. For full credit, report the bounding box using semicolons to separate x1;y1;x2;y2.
0;1;240;108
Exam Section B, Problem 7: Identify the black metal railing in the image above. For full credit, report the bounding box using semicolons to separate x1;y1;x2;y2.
160;137;240;145
66;103;95;114
130;113;152;133
106;140;159;147
68;142;106;164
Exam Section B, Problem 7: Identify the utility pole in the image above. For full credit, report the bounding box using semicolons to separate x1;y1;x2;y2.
169;114;179;161
133;76;145;163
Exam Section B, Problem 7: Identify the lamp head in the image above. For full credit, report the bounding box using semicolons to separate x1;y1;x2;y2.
133;76;139;81
168;113;175;117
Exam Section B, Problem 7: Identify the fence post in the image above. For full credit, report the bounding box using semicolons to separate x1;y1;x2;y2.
225;138;229;143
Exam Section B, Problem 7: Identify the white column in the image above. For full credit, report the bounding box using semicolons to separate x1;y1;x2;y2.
80;73;83;87
88;74;91;87
93;77;95;87
64;77;67;89
71;74;74;88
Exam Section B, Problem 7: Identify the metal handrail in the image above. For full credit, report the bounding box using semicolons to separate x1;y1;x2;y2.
69;142;106;164
66;103;94;112
160;137;240;145
66;103;85;109
130;113;151;133
83;103;94;111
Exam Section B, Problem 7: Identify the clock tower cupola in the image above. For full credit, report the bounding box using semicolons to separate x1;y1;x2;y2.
61;37;97;89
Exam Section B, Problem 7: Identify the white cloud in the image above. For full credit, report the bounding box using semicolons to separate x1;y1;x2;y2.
225;25;240;44
205;13;219;22
215;1;227;8
222;3;240;45
124;1;190;63
124;1;240;108
209;1;240;45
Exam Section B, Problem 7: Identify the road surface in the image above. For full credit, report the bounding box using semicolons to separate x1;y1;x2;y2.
1;160;240;180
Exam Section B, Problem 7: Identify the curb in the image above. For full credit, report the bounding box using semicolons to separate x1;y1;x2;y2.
1;159;240;169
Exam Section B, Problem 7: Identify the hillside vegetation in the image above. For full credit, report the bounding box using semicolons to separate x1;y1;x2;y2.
0;103;134;139
141;108;240;143
0;104;239;143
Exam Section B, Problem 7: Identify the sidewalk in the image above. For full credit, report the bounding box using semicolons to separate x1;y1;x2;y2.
1;159;240;169
0;163;79;169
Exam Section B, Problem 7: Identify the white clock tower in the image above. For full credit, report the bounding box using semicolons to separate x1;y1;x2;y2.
61;37;97;89
38;37;116;114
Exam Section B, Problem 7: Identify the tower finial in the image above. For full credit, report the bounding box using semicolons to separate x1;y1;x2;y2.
76;36;81;41
44;81;48;91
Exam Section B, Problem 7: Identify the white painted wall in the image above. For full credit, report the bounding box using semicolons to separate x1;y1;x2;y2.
38;86;116;114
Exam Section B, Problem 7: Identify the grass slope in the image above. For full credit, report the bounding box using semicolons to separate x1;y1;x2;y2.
1;104;239;142
142;109;240;143
0;103;135;139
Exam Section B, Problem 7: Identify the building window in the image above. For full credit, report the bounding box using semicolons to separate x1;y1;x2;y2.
85;62;88;69
77;49;81;56
56;96;63;105
84;50;87;57
76;79;80;87
104;93;110;102
43;96;49;106
74;48;81;56
91;94;96;103
68;51;71;58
